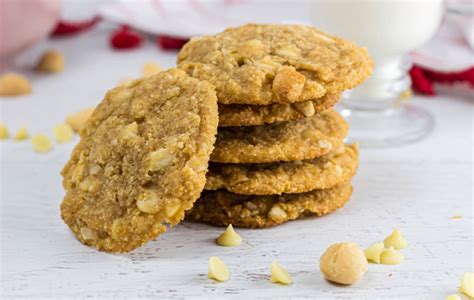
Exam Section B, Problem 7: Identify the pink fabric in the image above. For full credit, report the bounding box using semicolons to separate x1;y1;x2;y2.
0;0;61;62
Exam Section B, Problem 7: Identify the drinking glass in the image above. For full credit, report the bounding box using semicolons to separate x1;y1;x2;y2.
311;0;444;147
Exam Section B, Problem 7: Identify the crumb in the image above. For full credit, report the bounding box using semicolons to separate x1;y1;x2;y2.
36;49;65;73
0;73;32;96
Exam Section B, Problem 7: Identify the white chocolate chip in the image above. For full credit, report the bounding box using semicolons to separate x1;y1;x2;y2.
148;148;175;171
79;177;97;192
275;46;300;59
380;246;404;265
208;256;229;282
0;122;9;139
113;88;134;102
364;242;384;264
268;205;287;221
460;272;474;298
294;101;315;117
216;224;242;247
89;165;101;175
318;140;332;150
54;123;74;143
186;156;207;173
383;229;408;250
14;126;29;141
165;202;181;218
270;261;293;285
80;227;97;240
136;189;160;213
120;122;138;139
31;134;52;153
334;165;343;176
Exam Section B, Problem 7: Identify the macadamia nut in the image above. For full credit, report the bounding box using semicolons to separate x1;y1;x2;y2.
66;108;94;133
36;50;65;73
319;242;368;285
142;62;161;77
0;73;32;96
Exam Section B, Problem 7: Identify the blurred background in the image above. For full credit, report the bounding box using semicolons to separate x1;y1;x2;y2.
0;0;472;146
1;0;472;96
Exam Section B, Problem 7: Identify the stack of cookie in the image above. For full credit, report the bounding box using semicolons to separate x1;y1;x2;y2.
179;24;373;228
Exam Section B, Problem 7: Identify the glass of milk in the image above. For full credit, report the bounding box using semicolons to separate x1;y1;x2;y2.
311;0;443;147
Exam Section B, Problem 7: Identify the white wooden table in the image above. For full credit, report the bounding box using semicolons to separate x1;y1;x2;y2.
1;26;473;299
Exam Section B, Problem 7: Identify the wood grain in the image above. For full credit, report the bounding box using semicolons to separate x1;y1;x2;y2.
0;27;472;299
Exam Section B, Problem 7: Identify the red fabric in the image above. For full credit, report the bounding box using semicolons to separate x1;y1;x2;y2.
409;65;474;96
156;36;188;50
52;16;101;37
409;66;435;95
110;26;143;50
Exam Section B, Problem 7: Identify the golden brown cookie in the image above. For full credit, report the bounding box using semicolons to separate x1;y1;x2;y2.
187;182;353;228
60;69;218;253
206;144;358;195
218;93;340;127
211;109;348;164
178;24;373;105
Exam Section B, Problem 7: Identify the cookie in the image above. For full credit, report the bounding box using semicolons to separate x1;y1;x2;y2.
218;93;340;127
177;24;373;105
206;144;358;195
60;69;218;252
187;182;353;228
211;109;348;164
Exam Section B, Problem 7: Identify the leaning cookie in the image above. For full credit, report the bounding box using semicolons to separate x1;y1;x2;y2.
60;69;218;253
211;109;348;164
218;93;340;127
187;182;353;228
178;24;373;105
206;144;358;195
